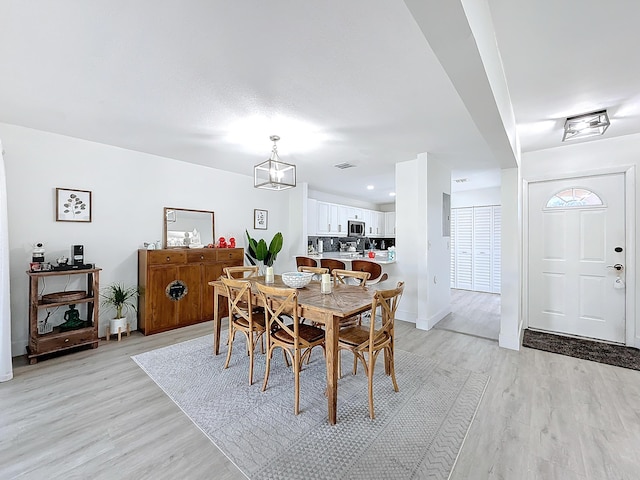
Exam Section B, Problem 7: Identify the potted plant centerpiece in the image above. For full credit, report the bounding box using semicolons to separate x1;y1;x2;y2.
101;282;139;338
245;230;283;274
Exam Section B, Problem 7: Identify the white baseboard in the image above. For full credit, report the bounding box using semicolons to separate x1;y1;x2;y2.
427;305;451;330
396;308;416;324
498;319;523;351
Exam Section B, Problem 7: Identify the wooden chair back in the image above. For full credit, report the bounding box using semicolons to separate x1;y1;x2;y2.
220;277;254;321
295;256;318;268
332;269;370;287
351;259;388;284
367;281;405;349
223;266;259;279
320;258;346;273
297;266;329;281
256;283;302;345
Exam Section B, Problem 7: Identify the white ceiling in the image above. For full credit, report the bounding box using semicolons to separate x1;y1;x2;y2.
1;1;639;203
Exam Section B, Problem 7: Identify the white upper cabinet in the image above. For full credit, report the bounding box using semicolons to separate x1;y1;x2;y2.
308;200;393;238
384;212;396;237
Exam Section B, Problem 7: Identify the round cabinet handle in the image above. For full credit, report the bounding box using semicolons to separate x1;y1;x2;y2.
200;255;204;260
166;257;170;262
64;338;69;343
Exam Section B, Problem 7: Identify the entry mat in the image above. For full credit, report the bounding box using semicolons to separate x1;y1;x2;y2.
522;329;640;371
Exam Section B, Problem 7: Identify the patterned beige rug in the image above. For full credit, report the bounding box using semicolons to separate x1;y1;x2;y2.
133;334;488;479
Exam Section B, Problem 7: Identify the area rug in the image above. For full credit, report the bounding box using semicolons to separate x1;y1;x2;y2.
132;334;489;480
523;329;640;371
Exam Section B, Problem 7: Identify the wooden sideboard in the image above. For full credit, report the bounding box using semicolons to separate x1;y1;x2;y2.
137;248;243;335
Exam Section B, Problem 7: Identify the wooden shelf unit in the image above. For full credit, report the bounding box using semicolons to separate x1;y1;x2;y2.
27;268;101;364
138;248;243;335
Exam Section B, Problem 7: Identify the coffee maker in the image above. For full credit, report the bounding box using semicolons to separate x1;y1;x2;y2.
71;245;84;265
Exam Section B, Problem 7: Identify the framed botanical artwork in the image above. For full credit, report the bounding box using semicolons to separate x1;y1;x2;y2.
56;188;92;222
254;209;268;230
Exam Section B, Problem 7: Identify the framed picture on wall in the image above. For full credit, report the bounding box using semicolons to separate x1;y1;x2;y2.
254;209;268;230
56;188;92;222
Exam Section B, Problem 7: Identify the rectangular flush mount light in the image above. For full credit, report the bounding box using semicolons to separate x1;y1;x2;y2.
562;110;610;142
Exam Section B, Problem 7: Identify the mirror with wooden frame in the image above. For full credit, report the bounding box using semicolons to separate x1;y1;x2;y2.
163;207;215;248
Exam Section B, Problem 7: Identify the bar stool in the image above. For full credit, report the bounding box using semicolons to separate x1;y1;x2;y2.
320;258;346;273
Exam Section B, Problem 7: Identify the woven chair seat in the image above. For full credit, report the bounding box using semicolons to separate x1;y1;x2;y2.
234;312;266;329
273;323;325;344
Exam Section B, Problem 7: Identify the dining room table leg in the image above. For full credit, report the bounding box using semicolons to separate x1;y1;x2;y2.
324;311;339;425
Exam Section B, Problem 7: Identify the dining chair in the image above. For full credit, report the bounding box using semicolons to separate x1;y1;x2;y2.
220;277;266;385
350;259;388;285
256;283;326;415
332;269;370;286
223;265;259;279
320;258;346;273
337;281;405;419
296;256;318;268
331;269;371;328
297;265;329;280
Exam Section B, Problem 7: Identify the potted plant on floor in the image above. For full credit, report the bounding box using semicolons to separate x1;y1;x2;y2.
245;230;283;273
101;282;139;338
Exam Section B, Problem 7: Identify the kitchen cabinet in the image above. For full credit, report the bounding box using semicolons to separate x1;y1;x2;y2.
384;212;396;236
346;206;364;220
27;268;101;364
316;201;349;235
138;248;243;335
364;210;385;237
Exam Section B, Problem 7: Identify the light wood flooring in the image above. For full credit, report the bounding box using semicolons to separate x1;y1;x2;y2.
2;319;639;479
435;289;501;341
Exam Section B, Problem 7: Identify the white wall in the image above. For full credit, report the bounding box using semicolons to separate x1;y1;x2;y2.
394;156;427;325
522;132;640;347
451;186;501;208
426;157;452;327
499;167;521;350
1;123;297;355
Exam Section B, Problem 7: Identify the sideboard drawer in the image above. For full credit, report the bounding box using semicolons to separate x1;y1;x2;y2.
216;248;244;262
186;249;218;263
146;250;187;265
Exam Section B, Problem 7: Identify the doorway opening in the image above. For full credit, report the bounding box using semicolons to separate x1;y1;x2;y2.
434;289;500;341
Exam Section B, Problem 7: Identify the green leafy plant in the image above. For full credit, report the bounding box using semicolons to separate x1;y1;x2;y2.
101;283;139;319
245;230;283;267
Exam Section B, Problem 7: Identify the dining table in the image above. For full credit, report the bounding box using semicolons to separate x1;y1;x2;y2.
208;274;377;425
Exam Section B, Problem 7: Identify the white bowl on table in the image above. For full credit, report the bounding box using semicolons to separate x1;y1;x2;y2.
281;271;314;289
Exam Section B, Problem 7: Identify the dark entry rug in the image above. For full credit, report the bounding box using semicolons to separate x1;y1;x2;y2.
522;329;640;371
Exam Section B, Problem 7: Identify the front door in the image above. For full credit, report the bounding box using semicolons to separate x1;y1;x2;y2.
528;173;626;343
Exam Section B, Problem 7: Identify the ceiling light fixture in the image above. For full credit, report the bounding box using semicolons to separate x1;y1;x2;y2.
562;110;610;142
389;192;396;197
254;135;296;191
367;185;374;190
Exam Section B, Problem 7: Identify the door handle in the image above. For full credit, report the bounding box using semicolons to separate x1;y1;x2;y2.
607;264;624;271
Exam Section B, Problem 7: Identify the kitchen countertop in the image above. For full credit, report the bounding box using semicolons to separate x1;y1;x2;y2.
301;252;396;265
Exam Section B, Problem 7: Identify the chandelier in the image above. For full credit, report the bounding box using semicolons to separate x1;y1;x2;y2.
254;135;296;190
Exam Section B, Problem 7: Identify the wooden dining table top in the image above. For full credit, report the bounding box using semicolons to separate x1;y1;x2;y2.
209;274;377;319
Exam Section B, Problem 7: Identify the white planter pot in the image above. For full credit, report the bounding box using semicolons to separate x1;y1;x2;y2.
109;316;129;335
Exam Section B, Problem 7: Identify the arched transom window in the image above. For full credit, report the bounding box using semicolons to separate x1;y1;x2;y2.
545;188;604;208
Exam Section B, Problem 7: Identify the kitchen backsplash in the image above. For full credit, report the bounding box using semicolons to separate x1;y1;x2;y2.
308;236;395;253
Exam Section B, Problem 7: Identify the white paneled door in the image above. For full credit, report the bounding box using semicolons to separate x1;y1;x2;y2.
528;174;626;343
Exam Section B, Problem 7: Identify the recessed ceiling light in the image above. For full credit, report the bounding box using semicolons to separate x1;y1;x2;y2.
454;178;468;183
367;185;374;190
389;192;396;197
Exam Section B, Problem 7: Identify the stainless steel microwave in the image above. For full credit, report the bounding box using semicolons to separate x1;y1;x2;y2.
348;220;365;236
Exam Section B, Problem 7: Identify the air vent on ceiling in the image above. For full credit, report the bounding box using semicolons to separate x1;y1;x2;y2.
334;162;357;170
454;178;468;183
